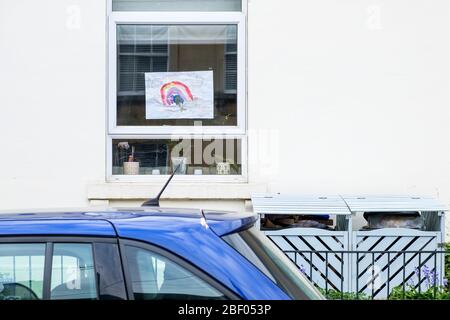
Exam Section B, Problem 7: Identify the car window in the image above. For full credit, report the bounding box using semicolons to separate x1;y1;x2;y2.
124;245;227;300
223;226;325;300
50;243;97;300
94;243;127;300
0;243;46;300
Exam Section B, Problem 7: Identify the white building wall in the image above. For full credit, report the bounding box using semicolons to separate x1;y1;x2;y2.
248;0;450;197
0;0;107;208
0;0;449;236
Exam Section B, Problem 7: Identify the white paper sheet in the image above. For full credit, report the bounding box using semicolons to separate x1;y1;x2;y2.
145;71;214;120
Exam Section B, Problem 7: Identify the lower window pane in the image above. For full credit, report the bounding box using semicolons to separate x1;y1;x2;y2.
112;138;242;175
0;244;46;300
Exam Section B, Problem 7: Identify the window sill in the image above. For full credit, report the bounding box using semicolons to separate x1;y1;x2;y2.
87;182;267;201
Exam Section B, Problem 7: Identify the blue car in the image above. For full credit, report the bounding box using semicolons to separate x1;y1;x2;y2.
0;208;324;300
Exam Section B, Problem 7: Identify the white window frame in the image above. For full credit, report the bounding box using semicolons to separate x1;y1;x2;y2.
108;12;246;135
107;1;248;182
107;135;248;182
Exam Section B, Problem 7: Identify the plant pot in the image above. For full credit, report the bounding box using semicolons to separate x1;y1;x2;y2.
123;162;140;175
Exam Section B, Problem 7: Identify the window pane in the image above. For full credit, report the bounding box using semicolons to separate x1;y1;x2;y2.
116;24;238;127
223;227;325;300
125;246;227;300
50;244;97;300
112;138;242;175
113;0;242;12
0;244;46;300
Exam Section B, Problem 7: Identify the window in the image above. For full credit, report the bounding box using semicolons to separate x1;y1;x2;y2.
124;245;227;300
108;1;247;181
112;137;242;175
116;24;238;128
50;243;97;300
0;243;46;300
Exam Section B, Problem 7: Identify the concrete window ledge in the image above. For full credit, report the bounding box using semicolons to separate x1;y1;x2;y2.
87;182;268;201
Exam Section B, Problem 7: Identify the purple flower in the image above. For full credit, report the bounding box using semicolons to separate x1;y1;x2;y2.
419;265;439;287
414;267;420;277
423;267;431;286
299;264;307;274
443;278;448;287
430;270;439;286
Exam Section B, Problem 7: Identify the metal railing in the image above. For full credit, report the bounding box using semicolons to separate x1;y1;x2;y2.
284;249;450;300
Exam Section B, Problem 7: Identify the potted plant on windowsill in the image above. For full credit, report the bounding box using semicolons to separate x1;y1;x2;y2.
118;142;140;175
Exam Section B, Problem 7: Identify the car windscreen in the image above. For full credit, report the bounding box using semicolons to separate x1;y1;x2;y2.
222;226;325;300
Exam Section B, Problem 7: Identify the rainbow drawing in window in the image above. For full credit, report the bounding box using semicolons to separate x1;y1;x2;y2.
145;71;214;120
160;81;194;111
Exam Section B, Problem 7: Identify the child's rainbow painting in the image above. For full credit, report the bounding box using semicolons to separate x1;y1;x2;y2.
145;71;214;119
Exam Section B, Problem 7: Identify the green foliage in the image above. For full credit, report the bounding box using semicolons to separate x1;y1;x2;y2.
388;285;449;300
318;286;448;300
318;288;369;300
388;248;450;300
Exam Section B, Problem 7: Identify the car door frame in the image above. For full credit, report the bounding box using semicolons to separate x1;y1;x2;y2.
0;236;127;300
118;238;242;300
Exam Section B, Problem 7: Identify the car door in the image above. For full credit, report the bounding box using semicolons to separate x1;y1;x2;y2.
0;237;127;300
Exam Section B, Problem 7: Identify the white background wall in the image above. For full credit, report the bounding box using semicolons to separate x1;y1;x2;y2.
0;0;449;235
248;0;450;200
0;0;106;208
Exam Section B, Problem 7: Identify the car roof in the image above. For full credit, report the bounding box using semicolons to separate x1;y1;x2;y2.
0;207;202;220
0;207;286;299
0;207;257;237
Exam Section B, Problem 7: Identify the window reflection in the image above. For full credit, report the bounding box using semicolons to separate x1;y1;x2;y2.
112;138;242;175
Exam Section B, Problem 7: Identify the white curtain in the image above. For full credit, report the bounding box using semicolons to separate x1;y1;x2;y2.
118;25;237;45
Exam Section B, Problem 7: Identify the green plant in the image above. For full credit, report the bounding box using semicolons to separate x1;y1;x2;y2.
388;263;449;300
389;285;449;300
318;288;369;300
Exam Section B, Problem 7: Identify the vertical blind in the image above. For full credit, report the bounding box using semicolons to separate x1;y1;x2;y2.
118;25;169;95
117;25;238;95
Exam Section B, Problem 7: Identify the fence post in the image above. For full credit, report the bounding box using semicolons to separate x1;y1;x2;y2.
433;252;437;299
418;252;421;294
341;252;344;300
325;252;329;297
403;253;406;299
387;252;390;299
356;252;359;300
371;252;375;299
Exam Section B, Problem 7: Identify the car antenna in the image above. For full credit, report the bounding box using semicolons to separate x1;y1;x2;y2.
141;164;181;207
